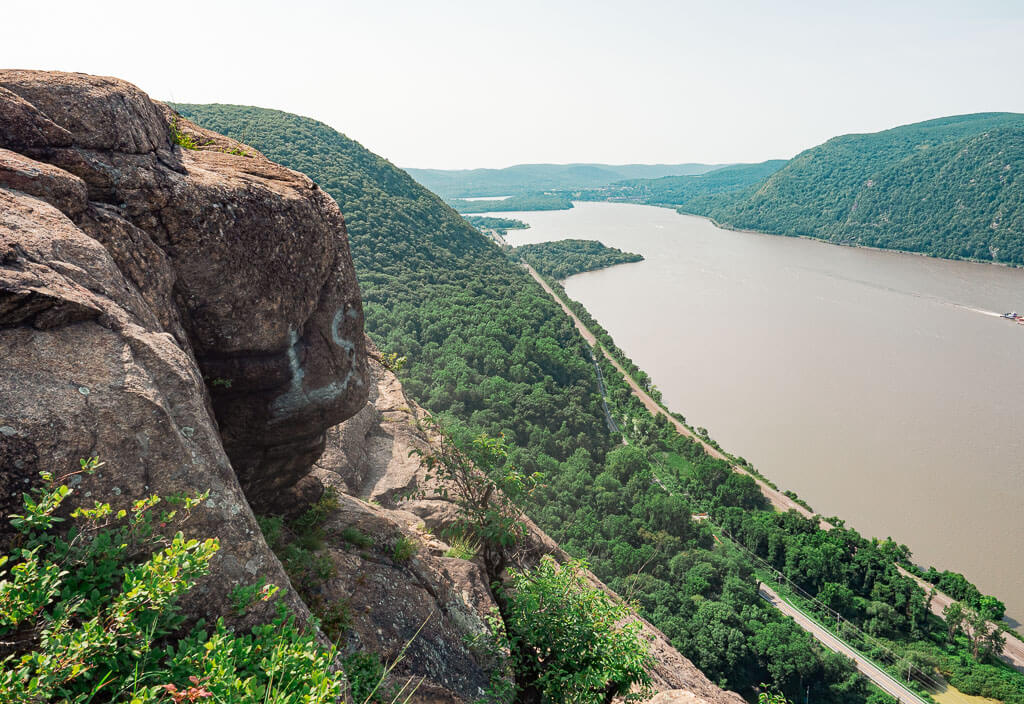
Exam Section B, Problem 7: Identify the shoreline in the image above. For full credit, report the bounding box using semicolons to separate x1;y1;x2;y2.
508;198;1024;270
494;217;1024;640
673;205;1024;270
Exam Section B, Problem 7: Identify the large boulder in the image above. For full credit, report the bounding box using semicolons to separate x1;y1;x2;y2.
0;70;367;617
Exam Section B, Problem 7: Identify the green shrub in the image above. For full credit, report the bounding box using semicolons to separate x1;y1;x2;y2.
411;419;539;581
0;466;350;703
168;118;199;150
489;556;653;704
340;526;374;549
341;652;388;703
392;536;418;563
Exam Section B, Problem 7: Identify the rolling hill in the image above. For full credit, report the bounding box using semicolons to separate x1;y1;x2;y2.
686;113;1024;264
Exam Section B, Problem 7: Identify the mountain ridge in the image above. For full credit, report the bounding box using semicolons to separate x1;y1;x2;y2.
684;112;1024;264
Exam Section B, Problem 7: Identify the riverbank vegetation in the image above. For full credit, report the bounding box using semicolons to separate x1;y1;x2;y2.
578;160;787;206
515;239;644;279
407;162;721;199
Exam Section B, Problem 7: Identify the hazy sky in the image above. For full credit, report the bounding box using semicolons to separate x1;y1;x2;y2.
4;0;1024;169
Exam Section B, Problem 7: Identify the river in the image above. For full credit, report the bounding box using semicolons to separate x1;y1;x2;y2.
494;201;1024;630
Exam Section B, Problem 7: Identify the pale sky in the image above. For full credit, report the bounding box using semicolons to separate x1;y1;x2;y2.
4;0;1024;169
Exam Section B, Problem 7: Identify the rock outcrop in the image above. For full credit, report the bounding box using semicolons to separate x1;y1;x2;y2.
312;342;746;703
0;71;742;703
0;70;367;618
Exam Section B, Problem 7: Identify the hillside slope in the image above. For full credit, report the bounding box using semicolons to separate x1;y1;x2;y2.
0;72;746;704
687;113;1024;264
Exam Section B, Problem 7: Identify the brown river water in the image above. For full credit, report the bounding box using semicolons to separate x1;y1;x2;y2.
494;201;1024;631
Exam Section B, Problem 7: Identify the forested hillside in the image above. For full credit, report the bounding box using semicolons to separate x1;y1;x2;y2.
173;104;1023;704
582;159;788;205
687;113;1024;264
408;162;724;198
173;104;610;473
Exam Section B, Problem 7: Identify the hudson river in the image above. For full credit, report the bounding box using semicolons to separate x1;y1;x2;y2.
498;201;1024;630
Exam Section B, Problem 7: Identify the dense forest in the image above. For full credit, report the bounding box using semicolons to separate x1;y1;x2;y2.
451;192;574;212
686;113;1024;265
175;103;1024;704
579;160;788;206
408;162;724;198
515;239;644;279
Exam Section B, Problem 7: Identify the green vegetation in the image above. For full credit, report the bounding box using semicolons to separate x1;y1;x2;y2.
687;113;1024;264
391;535;419;563
255;488;348;638
174;102;1023;703
464;215;530;234
412;418;538;582
491;557;653;704
515;239;643;279
904;565;1006;621
0;468;379;704
340;525;374;549
443;533;479;560
407;162;723;199
451;192;573;213
416;423;652;703
168;117;199;150
580;160;788;206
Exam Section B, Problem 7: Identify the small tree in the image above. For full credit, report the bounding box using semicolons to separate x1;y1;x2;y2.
943;601;965;643
411;418;538;582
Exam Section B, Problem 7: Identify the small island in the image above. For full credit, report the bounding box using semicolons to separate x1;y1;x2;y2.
515;238;644;279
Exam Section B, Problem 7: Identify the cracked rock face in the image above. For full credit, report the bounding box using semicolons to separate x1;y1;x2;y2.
0;71;367;614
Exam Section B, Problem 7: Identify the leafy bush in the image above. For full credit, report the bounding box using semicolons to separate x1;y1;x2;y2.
0;467;353;703
490;556;653;704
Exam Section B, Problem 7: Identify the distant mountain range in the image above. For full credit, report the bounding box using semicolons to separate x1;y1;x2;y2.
579;160;788;205
406;162;726;198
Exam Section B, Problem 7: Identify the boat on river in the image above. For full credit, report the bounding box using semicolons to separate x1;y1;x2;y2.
1002;312;1024;324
